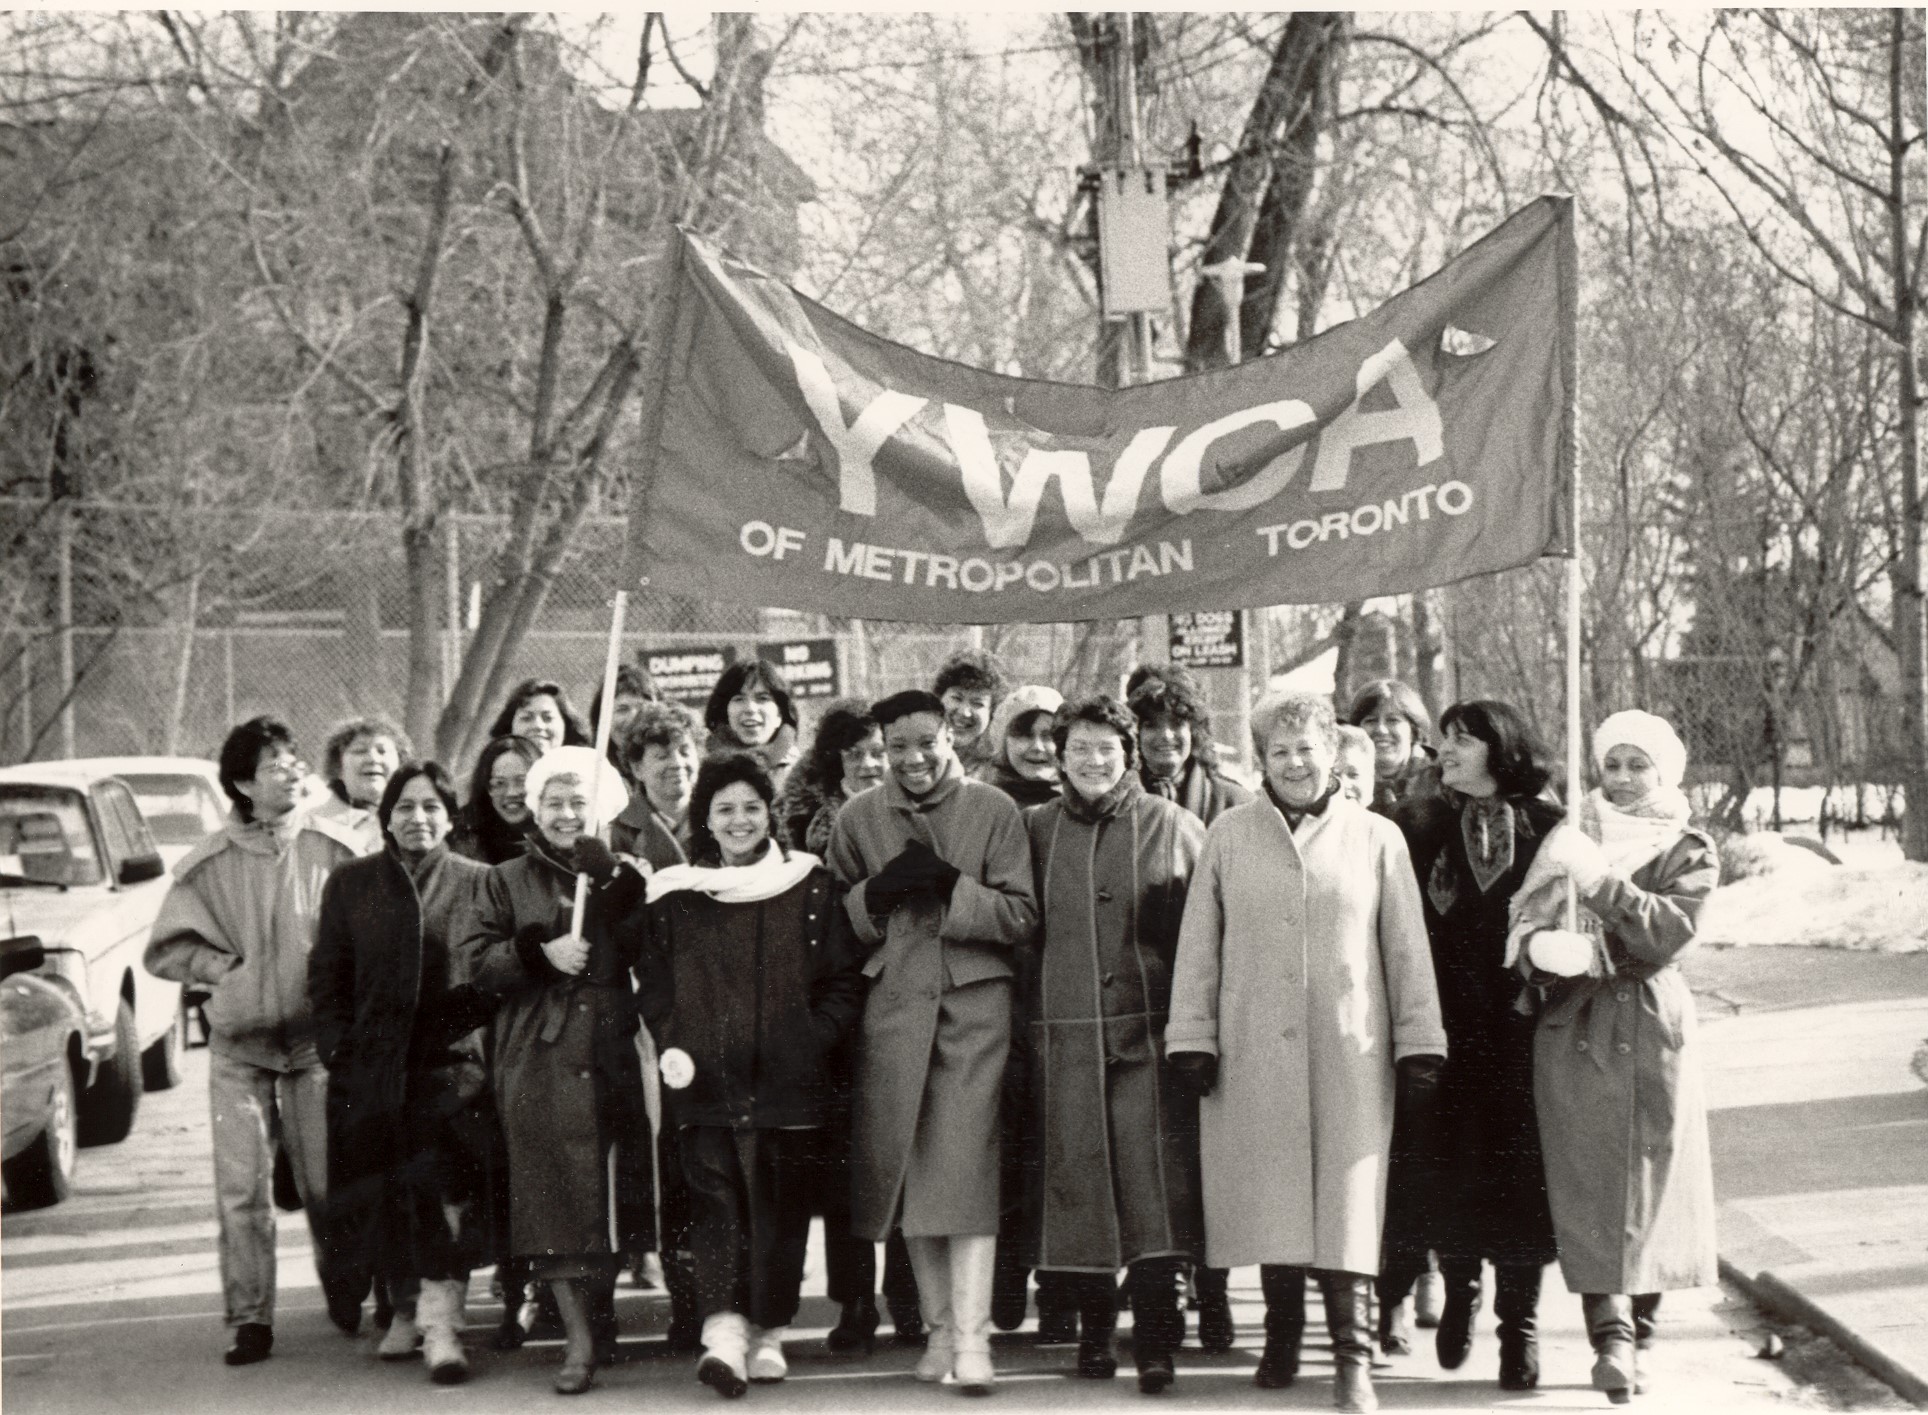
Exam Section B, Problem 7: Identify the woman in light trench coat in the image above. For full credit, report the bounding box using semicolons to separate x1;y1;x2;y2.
1166;693;1445;1415
1510;710;1719;1404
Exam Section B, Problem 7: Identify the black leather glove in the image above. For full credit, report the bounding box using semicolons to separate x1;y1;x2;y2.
1167;1050;1219;1096
572;836;621;884
899;839;961;898
864;846;927;914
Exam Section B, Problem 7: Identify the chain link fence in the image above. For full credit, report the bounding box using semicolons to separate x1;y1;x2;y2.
3;501;1907;835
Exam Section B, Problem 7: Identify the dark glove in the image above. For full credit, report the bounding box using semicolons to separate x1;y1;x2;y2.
901;839;961;898
865;842;940;913
1167;1050;1219;1097
571;836;621;884
1392;1053;1444;1159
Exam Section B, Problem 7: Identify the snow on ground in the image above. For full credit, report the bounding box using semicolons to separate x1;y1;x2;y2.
1698;825;1928;950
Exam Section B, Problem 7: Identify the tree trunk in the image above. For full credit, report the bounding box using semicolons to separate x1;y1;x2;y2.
1330;600;1364;704
1889;8;1928;861
163;569;200;755
1412;587;1447;718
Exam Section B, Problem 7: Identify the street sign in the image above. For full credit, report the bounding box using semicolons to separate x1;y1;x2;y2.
1168;610;1243;669
642;645;738;708
1096;166;1171;316
759;638;840;700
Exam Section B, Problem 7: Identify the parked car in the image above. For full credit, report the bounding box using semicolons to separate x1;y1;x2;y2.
74;757;225;870
1;933;87;1208
0;762;182;1144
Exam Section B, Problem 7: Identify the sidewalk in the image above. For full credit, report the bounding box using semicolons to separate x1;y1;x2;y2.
1693;946;1928;1408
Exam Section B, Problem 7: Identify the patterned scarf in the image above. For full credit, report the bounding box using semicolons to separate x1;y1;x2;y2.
1263;777;1337;832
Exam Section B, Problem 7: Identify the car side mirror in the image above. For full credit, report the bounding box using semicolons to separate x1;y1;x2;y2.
0;934;47;981
118;853;166;886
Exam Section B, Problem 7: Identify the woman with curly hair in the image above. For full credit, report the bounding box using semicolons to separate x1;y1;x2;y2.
612;702;705;871
1127;666;1252;830
312;715;413;853
776;700;886;855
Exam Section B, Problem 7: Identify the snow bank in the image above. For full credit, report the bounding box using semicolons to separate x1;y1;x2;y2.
1697;856;1928;951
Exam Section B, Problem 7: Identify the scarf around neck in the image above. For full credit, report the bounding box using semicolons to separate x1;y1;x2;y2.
1579;786;1691;875
646;838;820;904
1264;777;1337;831
1062;773;1142;824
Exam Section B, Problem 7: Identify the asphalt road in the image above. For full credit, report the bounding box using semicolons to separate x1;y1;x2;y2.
4;945;1917;1413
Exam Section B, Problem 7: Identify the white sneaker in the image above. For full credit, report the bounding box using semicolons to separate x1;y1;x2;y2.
747;1326;788;1382
377;1313;422;1360
422;1325;468;1384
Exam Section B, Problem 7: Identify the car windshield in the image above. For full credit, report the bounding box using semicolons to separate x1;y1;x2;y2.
0;786;104;887
116;773;224;847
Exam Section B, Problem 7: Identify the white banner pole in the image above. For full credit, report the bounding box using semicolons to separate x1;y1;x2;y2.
1565;551;1582;931
571;589;629;938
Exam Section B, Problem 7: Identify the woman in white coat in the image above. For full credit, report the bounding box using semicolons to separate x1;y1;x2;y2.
1166;693;1445;1415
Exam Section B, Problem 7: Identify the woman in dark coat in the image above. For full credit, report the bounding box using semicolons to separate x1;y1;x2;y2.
451;735;542;866
612;702;703;870
638;754;866;1395
1026;696;1206;1393
775;699;885;855
1394;699;1563;1391
308;762;493;1384
703;660;800;793
460;746;650;1395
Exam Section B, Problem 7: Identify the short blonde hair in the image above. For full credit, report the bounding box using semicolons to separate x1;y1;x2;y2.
1250;691;1340;759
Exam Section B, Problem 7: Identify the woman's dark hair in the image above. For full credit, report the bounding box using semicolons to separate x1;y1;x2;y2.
322;714;414;803
932;648;1011;703
1438;699;1553;799
219;716;299;821
1126;667;1219;771
588;663;661;735
704;659;799;737
799;700;879;795
463;735;541;820
378;761;459;834
619;701;704;771
485;678;592;746
1051;694;1138;767
1347;678;1435;745
687;753;779;866
873;688;946;727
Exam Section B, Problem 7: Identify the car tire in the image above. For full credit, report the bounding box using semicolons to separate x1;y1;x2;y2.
141;1001;187;1092
79;997;142;1147
4;1052;79;1209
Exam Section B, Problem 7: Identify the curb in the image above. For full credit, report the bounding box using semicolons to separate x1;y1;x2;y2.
1721;1257;1928;1409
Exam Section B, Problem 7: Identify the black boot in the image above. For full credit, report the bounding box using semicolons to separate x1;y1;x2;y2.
1434;1256;1483;1371
1035;1269;1080;1345
224;1322;274;1366
883;1232;926;1345
1374;1254;1423;1356
1075;1274;1120;1379
1253;1265;1306;1389
992;1241;1030;1332
662;1253;703;1354
827;1295;880;1353
1129;1258;1183;1394
1193;1265;1236;1353
1583;1293;1636;1405
1493;1264;1542;1390
588;1277;621;1366
1320;1272;1378;1413
1631;1293;1661;1350
493;1269;528;1351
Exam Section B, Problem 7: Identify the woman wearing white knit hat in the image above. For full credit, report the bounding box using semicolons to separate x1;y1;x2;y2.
1511;710;1720;1404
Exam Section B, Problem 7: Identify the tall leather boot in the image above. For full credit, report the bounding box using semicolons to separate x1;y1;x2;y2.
1074;1272;1119;1379
1631;1293;1661;1350
1582;1294;1636;1405
1035;1268;1079;1345
1493;1263;1542;1390
1128;1257;1184;1394
903;1236;955;1383
950;1235;999;1394
1253;1265;1307;1389
1192;1265;1236;1352
1433;1256;1483;1371
1319;1271;1378;1414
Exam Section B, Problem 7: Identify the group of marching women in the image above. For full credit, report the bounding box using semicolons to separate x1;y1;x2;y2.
151;646;1719;1411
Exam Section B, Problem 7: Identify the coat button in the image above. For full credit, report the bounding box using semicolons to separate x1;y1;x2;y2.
1282;1027;1299;1041
1103;972;1116;986
1617;1042;1632;1055
1615;989;1629;1003
1576;1040;1589;1053
578;1068;591;1079
1096;889;1114;902
579;1002;589;1012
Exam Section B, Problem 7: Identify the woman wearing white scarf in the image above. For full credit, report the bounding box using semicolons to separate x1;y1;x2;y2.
1515;710;1720;1404
635;754;865;1396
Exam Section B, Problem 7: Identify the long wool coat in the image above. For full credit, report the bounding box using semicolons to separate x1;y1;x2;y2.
308;845;495;1281
459;843;651;1273
1398;792;1565;1266
1167;796;1444;1274
826;765;1037;1239
1025;784;1206;1272
1535;831;1721;1294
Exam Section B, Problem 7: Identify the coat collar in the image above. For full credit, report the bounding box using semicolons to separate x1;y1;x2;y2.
883;755;966;813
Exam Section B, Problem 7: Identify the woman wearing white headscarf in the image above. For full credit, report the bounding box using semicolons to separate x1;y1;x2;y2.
1509;710;1720;1405
460;746;649;1395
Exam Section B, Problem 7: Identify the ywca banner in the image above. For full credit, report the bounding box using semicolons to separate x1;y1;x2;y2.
625;196;1575;624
